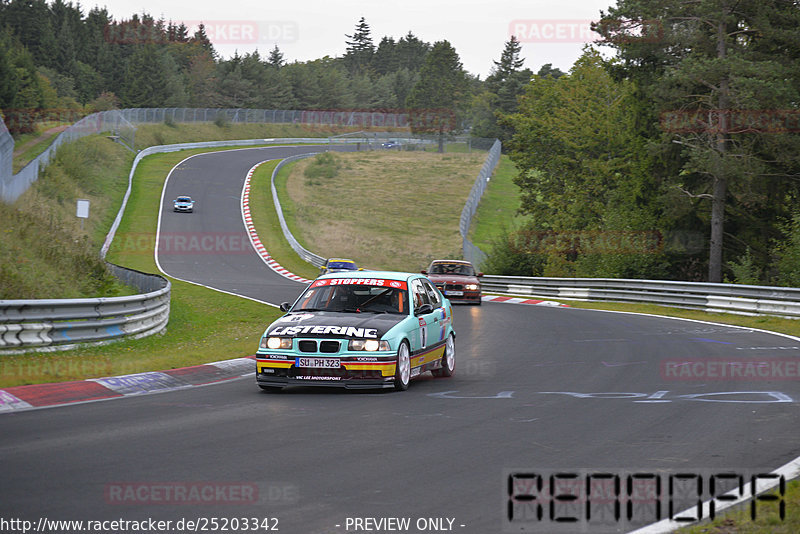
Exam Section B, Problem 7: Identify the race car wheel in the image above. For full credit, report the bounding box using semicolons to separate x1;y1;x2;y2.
432;334;455;377
259;385;283;393
394;342;410;391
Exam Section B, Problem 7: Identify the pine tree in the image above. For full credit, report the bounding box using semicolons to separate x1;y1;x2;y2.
596;0;800;282
486;37;524;92
122;45;168;107
405;40;468;151
268;45;285;69
344;17;375;75
0;29;20;109
396;32;430;71
3;0;57;69
472;37;531;140
373;36;398;75
191;23;216;58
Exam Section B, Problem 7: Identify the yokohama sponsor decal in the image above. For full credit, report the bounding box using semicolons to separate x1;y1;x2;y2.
311;278;407;289
268;325;378;338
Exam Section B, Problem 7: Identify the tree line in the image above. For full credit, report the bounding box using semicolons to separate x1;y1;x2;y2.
6;0;794;285
0;3;539;139
492;0;800;286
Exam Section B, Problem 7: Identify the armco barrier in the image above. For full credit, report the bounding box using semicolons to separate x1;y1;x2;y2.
1;122;498;352
0;266;170;353
0;108;412;204
459;139;500;270
481;275;800;318
265;140;501;270
269;154;327;268
101;137;359;259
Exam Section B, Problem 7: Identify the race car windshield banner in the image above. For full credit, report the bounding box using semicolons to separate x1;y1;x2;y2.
311;278;408;290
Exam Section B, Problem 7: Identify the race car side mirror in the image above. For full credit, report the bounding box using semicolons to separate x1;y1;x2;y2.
477;272;484;277
279;302;291;312
415;303;433;315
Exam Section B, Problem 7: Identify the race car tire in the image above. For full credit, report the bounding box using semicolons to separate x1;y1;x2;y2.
394;341;411;391
432;334;455;377
259;385;284;392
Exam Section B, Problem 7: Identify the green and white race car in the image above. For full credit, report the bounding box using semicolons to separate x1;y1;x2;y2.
256;271;455;391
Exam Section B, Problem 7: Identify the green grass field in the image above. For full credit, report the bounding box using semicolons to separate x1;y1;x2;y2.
677;479;799;533
468;154;530;251
1;146;289;387
277;150;486;272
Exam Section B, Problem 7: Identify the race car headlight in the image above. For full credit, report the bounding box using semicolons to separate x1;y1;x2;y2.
349;339;390;351
263;337;292;349
465;284;480;290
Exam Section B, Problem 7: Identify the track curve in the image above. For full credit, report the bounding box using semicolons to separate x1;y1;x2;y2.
1;146;799;533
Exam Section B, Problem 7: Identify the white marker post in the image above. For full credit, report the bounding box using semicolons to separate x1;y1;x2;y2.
76;199;90;231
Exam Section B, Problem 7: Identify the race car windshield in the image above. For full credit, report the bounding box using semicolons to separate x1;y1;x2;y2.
327;262;357;270
431;263;474;276
294;284;408;315
176;197;191;202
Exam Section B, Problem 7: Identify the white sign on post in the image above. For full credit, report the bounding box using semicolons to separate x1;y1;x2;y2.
76;199;90;230
76;199;90;219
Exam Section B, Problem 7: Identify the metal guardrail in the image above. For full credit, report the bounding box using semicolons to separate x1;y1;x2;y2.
267;138;501;270
482;275;800;318
0;108;414;204
0;266;170;353
270;154;328;268
460;139;501;270
0;110;136;203
0;105;499;351
101;137;360;259
3;137;343;353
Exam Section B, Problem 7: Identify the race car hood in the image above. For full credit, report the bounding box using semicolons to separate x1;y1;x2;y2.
266;312;406;340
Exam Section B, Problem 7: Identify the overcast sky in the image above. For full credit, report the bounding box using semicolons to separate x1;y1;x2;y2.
96;0;617;77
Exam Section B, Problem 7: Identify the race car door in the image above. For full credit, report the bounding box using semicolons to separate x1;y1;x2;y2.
410;278;441;355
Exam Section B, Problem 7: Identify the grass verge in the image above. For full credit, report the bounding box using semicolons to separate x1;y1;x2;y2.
2;135;135;299
468;154;529;251
250;161;321;280
677;479;799;533
0;144;319;387
276;150;486;272
133;122;369;151
11;121;71;173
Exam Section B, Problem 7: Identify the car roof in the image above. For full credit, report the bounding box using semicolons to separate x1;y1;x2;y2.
430;259;472;265
327;258;356;263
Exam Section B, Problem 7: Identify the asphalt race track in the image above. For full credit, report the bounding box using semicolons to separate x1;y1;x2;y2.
156;144;355;304
2;145;799;534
